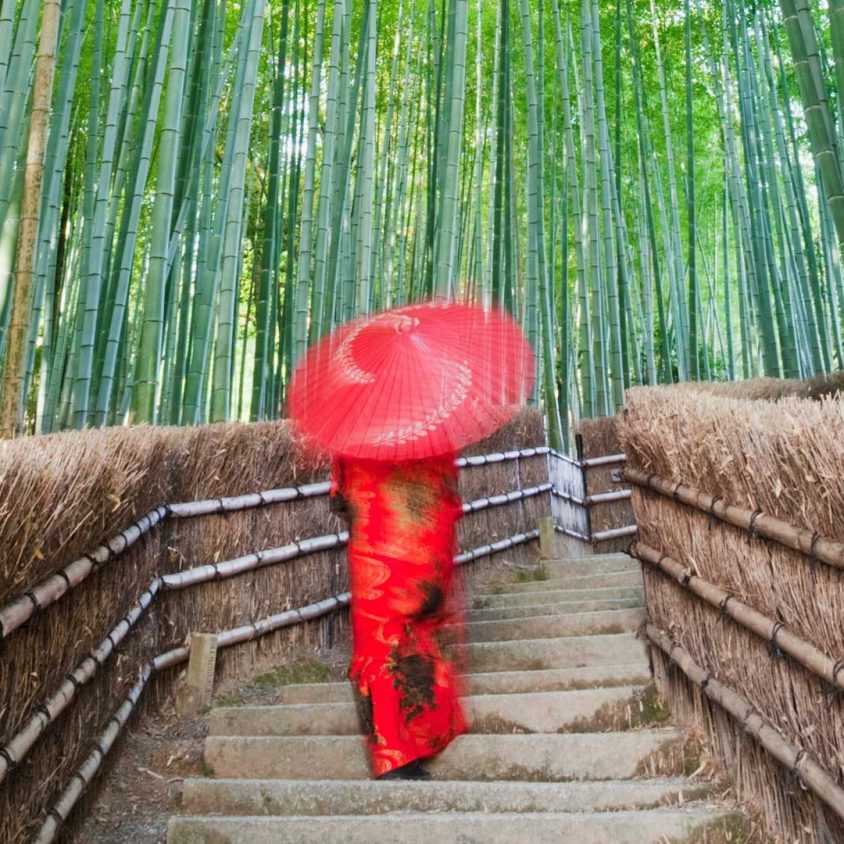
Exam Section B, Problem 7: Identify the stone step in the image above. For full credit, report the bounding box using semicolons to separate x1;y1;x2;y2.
478;570;642;594
466;608;645;642
463;664;652;695
271;663;652;705
168;807;736;844
474;585;643;609
541;554;638;576
204;730;680;781
468;632;648;673
180;777;709;816
468;597;643;622
209;686;641;737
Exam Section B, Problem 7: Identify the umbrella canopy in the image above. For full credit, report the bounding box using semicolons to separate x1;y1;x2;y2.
289;301;535;461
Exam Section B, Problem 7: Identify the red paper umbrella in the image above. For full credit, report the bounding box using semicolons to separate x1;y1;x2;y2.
289;301;535;461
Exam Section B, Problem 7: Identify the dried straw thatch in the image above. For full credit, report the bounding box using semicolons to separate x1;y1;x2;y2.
0;409;546;843
574;416;635;552
619;381;844;842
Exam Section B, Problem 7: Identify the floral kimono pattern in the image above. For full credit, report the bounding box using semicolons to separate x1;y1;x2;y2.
331;454;468;777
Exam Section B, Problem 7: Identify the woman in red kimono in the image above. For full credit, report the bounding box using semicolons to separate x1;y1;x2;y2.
331;453;468;780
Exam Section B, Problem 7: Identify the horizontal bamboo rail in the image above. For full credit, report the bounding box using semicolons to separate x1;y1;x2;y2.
160;533;349;590
461;484;551;514
625;467;844;572
551;487;632;507
33;664;153;844
547;449;626;469
646;623;844;823
0;448;548;640
0;489;541;782
31;524;540;844
168;481;330;518
632;542;844;692
456;447;550;467
0;581;161;784
454;529;540;564
554;524;638;543
581;453;627;469
0;505;168;640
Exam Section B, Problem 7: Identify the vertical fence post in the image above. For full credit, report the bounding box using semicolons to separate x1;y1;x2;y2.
176;632;218;714
575;434;593;541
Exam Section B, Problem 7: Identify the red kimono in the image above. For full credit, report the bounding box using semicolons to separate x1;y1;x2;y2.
331;454;468;778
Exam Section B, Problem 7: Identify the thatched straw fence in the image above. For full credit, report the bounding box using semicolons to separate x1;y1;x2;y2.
619;378;844;842
0;411;547;843
549;416;636;553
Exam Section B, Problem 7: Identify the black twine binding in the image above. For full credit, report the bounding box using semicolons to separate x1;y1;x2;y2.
719;595;734;616
47;807;66;826
768;622;785;658
747;509;764;541
700;670;716;692
808;532;822;582
0;746;17;771
672;481;683;502
792;750;810;791
707;496;724;531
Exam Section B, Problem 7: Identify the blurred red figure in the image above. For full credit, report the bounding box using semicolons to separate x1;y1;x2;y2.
291;302;535;778
331;454;467;779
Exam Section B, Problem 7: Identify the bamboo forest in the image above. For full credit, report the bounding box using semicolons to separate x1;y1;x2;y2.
1;0;844;448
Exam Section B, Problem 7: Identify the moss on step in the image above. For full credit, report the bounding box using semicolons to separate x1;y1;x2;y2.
212;691;245;708
513;565;549;583
252;658;333;688
562;683;671;734
480;565;551;595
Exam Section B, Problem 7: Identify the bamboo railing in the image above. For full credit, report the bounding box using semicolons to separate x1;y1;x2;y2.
1;446;549;842
549;448;637;543
622;428;844;841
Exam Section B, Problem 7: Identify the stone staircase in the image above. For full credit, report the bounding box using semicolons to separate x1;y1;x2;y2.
168;554;739;843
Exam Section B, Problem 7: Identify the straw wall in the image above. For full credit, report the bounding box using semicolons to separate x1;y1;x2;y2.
0;410;546;843
619;381;844;842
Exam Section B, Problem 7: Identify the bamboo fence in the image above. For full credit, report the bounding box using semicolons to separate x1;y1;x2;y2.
619;380;844;842
0;410;548;843
549;415;636;548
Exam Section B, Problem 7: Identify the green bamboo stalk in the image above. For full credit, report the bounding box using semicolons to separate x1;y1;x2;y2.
130;0;193;423
590;0;624;409
685;0;699;380
649;0;688;380
292;0;327;367
251;0;292;420
0;0;60;437
210;0;266;422
432;0;468;299
780;0;844;264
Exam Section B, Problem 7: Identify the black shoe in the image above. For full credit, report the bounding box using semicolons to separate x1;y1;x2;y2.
378;760;432;781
